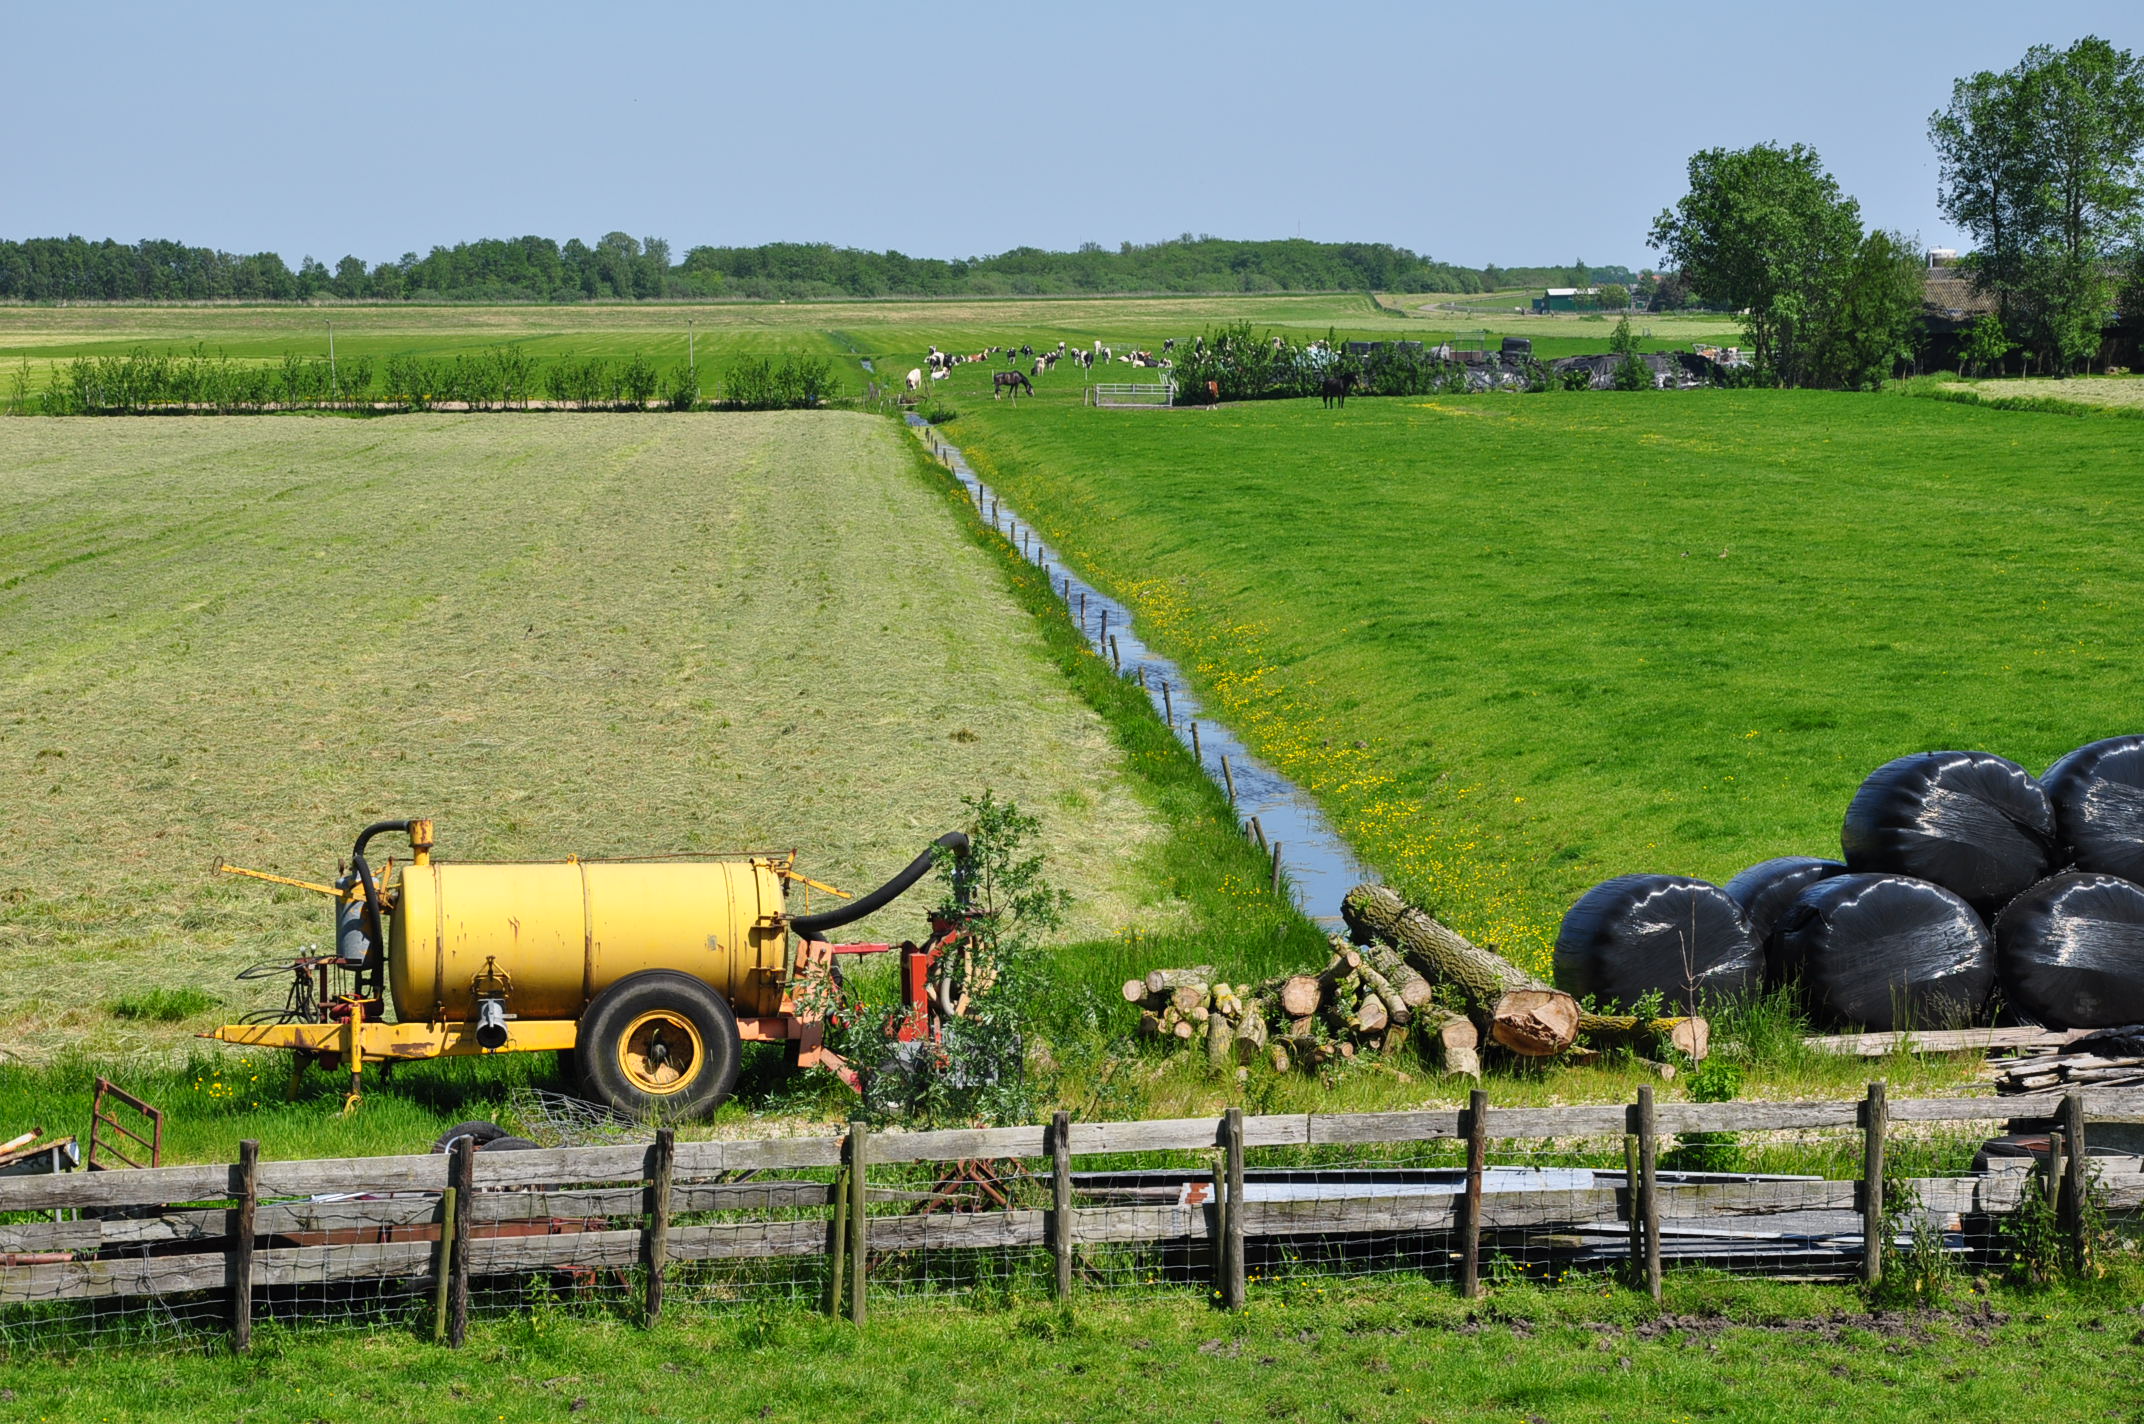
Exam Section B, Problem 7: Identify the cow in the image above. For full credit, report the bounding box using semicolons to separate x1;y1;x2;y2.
993;371;1035;401
905;368;922;393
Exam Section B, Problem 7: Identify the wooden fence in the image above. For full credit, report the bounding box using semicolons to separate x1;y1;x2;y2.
3;1083;2137;1351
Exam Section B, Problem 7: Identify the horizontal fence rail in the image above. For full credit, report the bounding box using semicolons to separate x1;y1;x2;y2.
4;1085;2137;1351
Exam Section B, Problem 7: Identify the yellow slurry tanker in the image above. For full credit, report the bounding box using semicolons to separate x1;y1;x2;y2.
207;818;971;1117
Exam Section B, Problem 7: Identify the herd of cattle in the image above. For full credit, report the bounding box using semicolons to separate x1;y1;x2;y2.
905;338;1177;397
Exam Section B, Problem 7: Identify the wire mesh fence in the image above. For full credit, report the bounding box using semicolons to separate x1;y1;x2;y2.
4;1085;2140;1355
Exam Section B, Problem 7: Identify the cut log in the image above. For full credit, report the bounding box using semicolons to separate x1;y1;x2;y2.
1416;1007;1482;1079
1171;1019;1195;1041
1122;979;1150;1004
1267;1043;1292;1074
1353;956;1413;1027
1353;988;1390;1035
1576;1013;1710;1062
1357;939;1435;1011
1146;966;1216;995
1277;975;1322;1018
1138;1010;1166;1038
1204;1006;1236;1068
1169;984;1206;1015
1343;884;1579;1057
1231;997;1272;1065
1379;1025;1409;1058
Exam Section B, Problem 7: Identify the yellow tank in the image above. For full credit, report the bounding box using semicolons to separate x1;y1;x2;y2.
387;858;790;1024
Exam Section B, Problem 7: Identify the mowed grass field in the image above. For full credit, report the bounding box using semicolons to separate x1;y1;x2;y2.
939;390;2144;972
0;412;1206;1071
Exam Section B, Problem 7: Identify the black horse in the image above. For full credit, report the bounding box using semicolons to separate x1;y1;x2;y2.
993;371;1035;401
1320;372;1358;408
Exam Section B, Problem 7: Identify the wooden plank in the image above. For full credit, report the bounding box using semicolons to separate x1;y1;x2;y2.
1638;1087;1661;1302
849;1120;867;1327
1805;1027;2094;1057
0;1161;232;1213
673;1218;832;1263
447;1138;473;1348
674;1135;845;1174
1070;1117;1226;1154
1224;1108;1246;1310
1071;1203;1213;1245
867;1125;1047;1164
463;1226;643;1274
255;1153;442;1198
1303;1111;1454;1146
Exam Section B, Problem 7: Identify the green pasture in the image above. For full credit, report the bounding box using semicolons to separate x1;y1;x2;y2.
0;293;1720;402
6;1270;2141;1421
937;389;2144;973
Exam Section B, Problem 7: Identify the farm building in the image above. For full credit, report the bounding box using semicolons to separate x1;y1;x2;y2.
1532;286;1600;313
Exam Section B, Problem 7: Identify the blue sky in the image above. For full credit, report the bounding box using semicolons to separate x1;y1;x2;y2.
5;1;2135;270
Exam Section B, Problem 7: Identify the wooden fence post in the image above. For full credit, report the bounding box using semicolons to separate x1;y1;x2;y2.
823;1160;848;1318
1224;1108;1246;1310
1460;1089;1487;1298
228;1139;258;1352
430;1185;456;1344
1636;1084;1661;1302
1051;1110;1074;1301
447;1135;475;1347
1623;1133;1640;1283
644;1128;675;1326
1861;1081;1887;1288
2063;1091;2091;1276
849;1118;869;1327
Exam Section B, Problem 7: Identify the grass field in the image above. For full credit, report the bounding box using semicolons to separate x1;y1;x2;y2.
1928;373;2144;410
0;293;1727;404
936;389;2144;973
0;414;1207;1060
4;1271;2140;1421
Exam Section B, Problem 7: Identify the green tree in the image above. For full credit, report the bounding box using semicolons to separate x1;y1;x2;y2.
1597;282;1630;311
1960;311;2017;376
1649;143;1865;385
1932;37;2144;373
1810;230;1926;389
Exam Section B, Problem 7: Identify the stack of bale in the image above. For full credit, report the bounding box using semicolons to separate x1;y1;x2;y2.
1552;737;2144;1032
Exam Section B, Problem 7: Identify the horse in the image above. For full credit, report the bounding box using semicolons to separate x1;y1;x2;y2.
1320;372;1358;408
993;371;1035;401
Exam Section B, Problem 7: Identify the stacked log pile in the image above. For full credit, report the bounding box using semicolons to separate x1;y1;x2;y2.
1127;884;1708;1077
1994;1026;2144;1093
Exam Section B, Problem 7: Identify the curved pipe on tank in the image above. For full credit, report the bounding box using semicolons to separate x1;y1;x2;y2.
790;832;970;942
344;819;416;968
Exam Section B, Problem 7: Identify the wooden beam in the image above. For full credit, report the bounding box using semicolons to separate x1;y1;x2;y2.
228;1140;257;1353
1861;1082;1887;1288
1460;1090;1487;1299
447;1137;473;1348
1051;1110;1073;1301
644;1128;673;1327
1636;1086;1661;1302
1804;1027;2096;1057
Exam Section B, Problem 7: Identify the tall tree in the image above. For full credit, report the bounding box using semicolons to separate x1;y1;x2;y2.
1649;143;1865;385
1931;37;2144;372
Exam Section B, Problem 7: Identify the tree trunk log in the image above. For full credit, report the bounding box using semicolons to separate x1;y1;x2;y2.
1576;1013;1710;1061
1138;1010;1166;1038
1416;1007;1482;1078
1232;996;1272;1065
1122;978;1150;1004
1146;966;1216;995
1343;884;1579;1056
1274;975;1323;1019
1205;1006;1236;1067
1169;983;1207;1015
1353;956;1413;1027
1357;939;1435;1011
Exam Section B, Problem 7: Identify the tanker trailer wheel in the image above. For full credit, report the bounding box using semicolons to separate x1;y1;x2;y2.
576;971;741;1120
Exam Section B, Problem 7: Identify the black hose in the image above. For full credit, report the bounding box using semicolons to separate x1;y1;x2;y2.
791;832;969;941
344;819;415;976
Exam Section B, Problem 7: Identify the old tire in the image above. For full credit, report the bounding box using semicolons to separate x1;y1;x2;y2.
576;970;741;1121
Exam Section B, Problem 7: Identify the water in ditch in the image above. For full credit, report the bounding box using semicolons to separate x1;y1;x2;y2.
905;415;1377;927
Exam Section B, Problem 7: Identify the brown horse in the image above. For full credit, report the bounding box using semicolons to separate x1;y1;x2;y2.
993;371;1034;401
1320;372;1357;408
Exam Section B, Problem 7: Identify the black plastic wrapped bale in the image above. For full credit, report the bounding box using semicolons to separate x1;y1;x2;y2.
1774;873;1994;1030
1993;872;2144;1029
1552;874;1761;1013
1722;856;1848;983
2042;736;2144;882
1839;751;2056;917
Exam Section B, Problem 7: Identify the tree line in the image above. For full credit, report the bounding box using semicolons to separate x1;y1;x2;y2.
0;232;1635;305
1651;33;2143;385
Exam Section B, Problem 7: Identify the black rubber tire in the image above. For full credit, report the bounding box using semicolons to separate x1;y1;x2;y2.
433;1120;511;1155
575;970;742;1121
